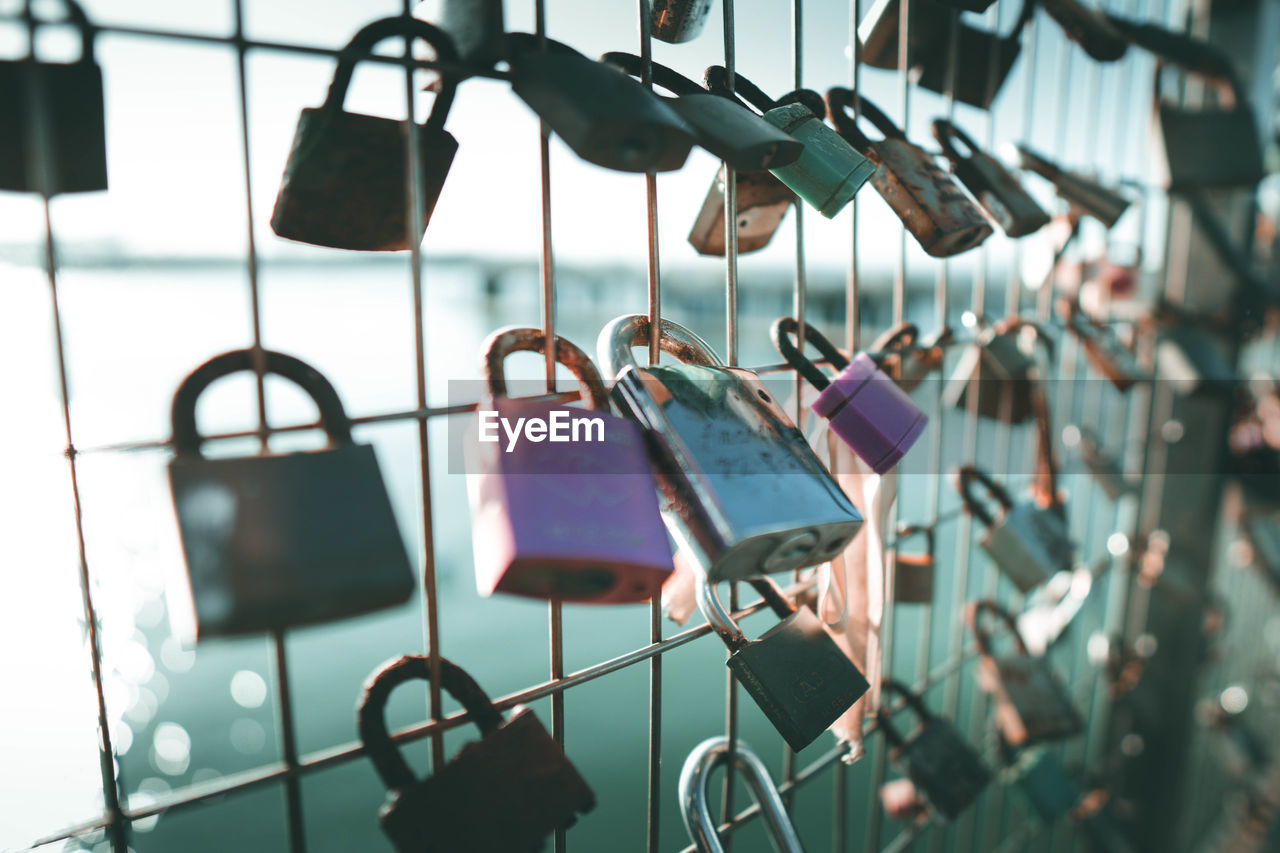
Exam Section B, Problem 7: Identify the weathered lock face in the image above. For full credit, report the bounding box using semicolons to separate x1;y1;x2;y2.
729;605;870;752
944;332;1039;423
868;138;993;257
981;503;1073;593
813;352;929;475
651;0;715;43
763;102;876;219
987;656;1083;746
900;720;991;820
688;166;795;256
1014;748;1082;820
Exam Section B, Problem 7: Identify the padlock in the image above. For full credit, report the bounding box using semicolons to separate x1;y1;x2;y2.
167;349;413;640
1014;145;1131;228
1077;427;1135;500
706;68;876;218
699;576;870;751
772;317;928;475
466;328;674;603
871;323;953;393
1150;60;1264;191
1155;323;1237;397
420;0;504;65
1009;746;1083;820
944;318;1050;424
1037;0;1129;61
359;655;595;852
827;90;993;258
932;119;1049;238
599;315;864;581
1059;300;1151;392
0;0;107;195
893;524;935;604
651;0;716;44
877;680;991;820
969;600;1083;748
688;165;796;256
679;736;805;853
270;17;459;251
956;466;1072;593
600;53;803;172
507;33;696;174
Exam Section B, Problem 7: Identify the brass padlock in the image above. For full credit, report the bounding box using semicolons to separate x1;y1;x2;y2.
1058;300;1151;392
418;0;504;65
599;314;864;581
871;323;953;393
651;0;715;44
956;465;1073;593
932;119;1049;238
0;0;107;195
969;600;1083;748
359;655;595;852
827;89;993;258
894;523;935;604
1014;145;1131;228
699;576;869;751
688;165;796;256
270;17;459;251
1151;58;1264;191
944;317;1052;424
507;33;696;173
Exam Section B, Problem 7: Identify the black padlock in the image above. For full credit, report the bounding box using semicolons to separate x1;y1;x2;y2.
0;0;107;195
878;680;991;821
167;349;414;640
651;0;716;44
871;323;953;393
932;120;1049;238
507;33;696;174
1155;323;1237;397
270;16;460;251
944;317;1052;424
1014;145;1131;228
699;576;869;752
1151;59;1264;192
422;0;505;65
359;655;596;853
1058;300;1150;392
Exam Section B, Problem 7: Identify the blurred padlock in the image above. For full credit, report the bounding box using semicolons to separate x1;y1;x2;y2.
956;466;1073;593
932;119;1049;237
359;655;595;852
1151;62;1264;191
1155;323;1237;397
871;323;953;393
467;328;674;603
1059;300;1151;392
944;318;1052;424
270;17;459;251
0;0;107;195
651;0;715;44
1077;428;1135;500
688;166;796;256
1014;145;1131;228
828;89;993;257
1037;0;1128;61
894;523;935;604
600;315;863;581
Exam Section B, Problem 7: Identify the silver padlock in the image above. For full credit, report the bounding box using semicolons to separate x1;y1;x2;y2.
956;465;1072;593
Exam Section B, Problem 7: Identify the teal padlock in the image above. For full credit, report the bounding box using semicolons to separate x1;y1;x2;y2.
705;67;874;218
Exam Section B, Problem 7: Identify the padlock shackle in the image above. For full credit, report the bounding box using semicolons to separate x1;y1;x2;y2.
357;655;505;792
895;523;935;561
702;66;826;119
324;16;459;133
770;317;850;392
825;88;906;154
967;599;1031;659
930;119;985;167
21;0;95;58
598;314;724;379
679;737;805;853
481;327;611;411
875;679;934;750
955;465;1014;529
170;348;354;457
599;52;704;97
696;576;750;652
870;323;920;357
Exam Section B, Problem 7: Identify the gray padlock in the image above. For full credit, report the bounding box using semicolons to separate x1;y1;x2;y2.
956;466;1072;593
1060;300;1151;392
944;319;1051;425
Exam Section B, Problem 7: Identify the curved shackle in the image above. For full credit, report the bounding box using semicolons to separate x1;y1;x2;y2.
696;575;798;653
966;599;1031;659
599;52;705;97
825;88;906;154
703;66;826;118
357;655;504;792
895;523;935;561
324;17;460;131
770;316;851;393
679;736;805;853
930;119;988;166
170;348;353;458
22;0;95;58
597;314;723;379
876;679;935;750
954;465;1015;530
481;327;611;411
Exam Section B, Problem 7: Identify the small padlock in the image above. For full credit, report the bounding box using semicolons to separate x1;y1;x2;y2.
956;466;1072;593
680;736;805;853
688;165;796;256
877;680;991;821
270;17;459;251
772;317;928;475
1009;746;1083;820
1155;323;1238;397
893;524;935;604
600;54;803;172
1077;427;1135;500
871;323;953;394
699;576;870;751
651;0;716;44
932;120;1049;238
600;315;863;581
944;318;1051;424
1037;0;1128;62
467;328;674;603
827;90;993;258
969;600;1083;748
1014;145;1131;228
706;68;876;219
167;349;413;640
1059;300;1151;392
0;0;107;195
420;0;505;65
359;655;595;853
507;33;696;174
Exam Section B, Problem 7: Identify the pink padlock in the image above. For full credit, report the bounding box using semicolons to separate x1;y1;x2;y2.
771;317;928;475
466;328;674;603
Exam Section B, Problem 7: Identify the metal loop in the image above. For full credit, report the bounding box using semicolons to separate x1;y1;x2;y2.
598;314;724;379
876;679;934;750
678;737;805;853
170;348;353;457
770;316;850;392
22;0;95;59
955;465;1013;529
599;51;704;96
967;600;1031;659
871;323;921;356
481;327;611;411
895;523;935;562
930;119;982;165
825;87;905;153
696;576;749;652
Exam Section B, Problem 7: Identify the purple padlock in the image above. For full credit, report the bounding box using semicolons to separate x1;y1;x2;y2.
772;317;928;474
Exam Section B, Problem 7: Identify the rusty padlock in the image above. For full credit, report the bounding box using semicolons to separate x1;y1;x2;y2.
688;166;796;256
1014;145;1131;228
932;119;1049;237
871;323;953;394
944;317;1053;424
956;465;1073;593
651;0;716;44
894;523;935;604
1058;300;1151;392
828;89;993;258
466;328;674;603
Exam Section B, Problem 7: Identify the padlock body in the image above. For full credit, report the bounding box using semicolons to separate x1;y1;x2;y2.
611;363;864;581
380;708;595;853
943;333;1038;423
1154;104;1264;191
169;444;413;639
467;398;674;603
917;24;1020;109
0;59;107;194
670;94;803;172
894;554;935;603
764;103;876;219
897;720;991;820
980;503;1072;593
651;0;714;43
1014;748;1082;820
858;0;948;70
728;605;870;751
688;166;794;256
813;352;928;474
270;108;457;251
1051;171;1129;227
868;139;993;257
983;656;1082;747
951;150;1050;238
